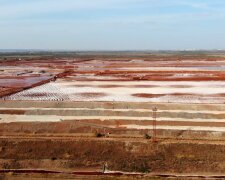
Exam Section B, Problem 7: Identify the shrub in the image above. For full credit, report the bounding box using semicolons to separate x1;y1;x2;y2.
95;132;104;138
144;134;151;139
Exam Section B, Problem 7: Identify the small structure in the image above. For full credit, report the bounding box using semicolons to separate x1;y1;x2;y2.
102;162;108;173
152;107;157;142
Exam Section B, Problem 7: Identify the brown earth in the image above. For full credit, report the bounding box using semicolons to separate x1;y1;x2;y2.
0;137;224;175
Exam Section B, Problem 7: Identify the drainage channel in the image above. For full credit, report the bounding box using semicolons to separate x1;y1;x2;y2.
0;170;225;179
0;169;143;177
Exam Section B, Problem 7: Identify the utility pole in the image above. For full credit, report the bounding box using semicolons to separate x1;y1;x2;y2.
152;107;157;142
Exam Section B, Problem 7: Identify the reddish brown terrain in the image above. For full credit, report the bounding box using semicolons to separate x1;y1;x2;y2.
0;53;225;179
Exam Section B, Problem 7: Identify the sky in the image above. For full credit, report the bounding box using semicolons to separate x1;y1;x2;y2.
0;0;225;50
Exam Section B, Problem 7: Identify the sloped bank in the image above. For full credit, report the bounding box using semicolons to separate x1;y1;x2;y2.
0;138;224;174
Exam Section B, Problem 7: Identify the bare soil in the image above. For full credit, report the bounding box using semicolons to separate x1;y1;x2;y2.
0;137;224;175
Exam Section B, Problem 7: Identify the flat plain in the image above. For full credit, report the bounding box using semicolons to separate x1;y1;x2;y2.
0;52;225;179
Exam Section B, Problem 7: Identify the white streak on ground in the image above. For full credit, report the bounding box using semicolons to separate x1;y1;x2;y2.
3;80;225;103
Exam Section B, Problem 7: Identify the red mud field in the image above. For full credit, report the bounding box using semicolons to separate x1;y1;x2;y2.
132;93;164;98
1;55;225;178
0;76;54;98
0;63;73;99
132;93;225;99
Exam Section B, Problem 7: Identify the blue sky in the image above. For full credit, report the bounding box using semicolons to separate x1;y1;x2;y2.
0;0;225;50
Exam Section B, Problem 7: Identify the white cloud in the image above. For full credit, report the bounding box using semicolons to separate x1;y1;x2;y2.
0;0;150;18
0;0;224;21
